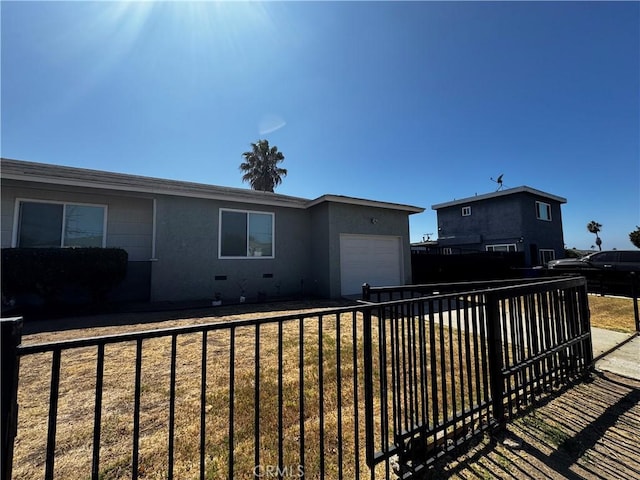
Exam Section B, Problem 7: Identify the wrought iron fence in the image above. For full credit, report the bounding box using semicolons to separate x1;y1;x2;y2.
361;276;592;478
4;308;380;480
2;277;592;480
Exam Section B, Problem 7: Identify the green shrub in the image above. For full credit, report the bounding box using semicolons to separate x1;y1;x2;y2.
2;247;128;305
564;248;585;259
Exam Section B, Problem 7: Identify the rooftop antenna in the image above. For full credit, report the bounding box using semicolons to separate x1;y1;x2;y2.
490;174;504;191
422;233;433;242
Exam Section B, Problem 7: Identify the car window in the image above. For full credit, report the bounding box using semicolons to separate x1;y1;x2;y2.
589;252;617;263
619;251;640;262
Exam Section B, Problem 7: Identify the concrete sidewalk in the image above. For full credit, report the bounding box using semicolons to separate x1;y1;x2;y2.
440;369;640;479
437;328;639;480
591;326;639;381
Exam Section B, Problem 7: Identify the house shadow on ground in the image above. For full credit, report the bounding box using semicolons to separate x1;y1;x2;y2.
18;297;359;336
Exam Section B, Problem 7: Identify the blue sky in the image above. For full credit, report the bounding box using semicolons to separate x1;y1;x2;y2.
2;1;638;250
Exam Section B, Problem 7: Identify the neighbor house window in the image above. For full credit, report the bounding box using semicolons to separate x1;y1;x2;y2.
536;201;552;221
219;209;274;258
461;206;471;216
16;200;106;248
486;244;517;252
442;247;453;255
539;249;555;265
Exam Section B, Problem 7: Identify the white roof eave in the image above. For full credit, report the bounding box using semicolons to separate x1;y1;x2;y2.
307;194;424;214
431;186;567;210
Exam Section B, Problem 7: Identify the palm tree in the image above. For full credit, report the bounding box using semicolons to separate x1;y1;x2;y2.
239;140;287;192
587;221;603;251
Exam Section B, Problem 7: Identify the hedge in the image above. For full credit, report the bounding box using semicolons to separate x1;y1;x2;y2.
2;247;128;305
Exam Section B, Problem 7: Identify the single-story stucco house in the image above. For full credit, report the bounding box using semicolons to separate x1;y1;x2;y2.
1;158;424;302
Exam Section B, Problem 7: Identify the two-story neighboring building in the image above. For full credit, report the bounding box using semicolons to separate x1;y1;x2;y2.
431;186;567;267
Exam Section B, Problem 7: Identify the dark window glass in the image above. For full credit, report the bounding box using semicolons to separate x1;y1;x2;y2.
536;201;551;221
18;202;105;248
18;202;64;247
220;211;248;257
619;251;640;263
591;252;617;263
539;249;555;264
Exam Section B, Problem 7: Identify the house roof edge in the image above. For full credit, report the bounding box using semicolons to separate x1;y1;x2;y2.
307;194;424;214
1;158;425;213
1;158;310;208
431;186;567;210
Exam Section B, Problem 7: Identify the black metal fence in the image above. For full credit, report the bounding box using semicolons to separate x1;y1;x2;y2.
4;309;378;480
549;271;640;332
571;270;640;300
361;276;592;478
2;277;592;479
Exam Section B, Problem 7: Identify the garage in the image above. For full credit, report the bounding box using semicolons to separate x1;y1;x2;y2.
339;234;403;296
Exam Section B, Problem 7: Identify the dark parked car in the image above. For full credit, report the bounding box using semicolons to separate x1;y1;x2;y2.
547;250;640;296
547;250;640;272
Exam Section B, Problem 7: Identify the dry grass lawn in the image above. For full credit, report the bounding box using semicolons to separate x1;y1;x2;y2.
14;302;379;480
587;294;638;333
11;294;634;479
14;300;492;480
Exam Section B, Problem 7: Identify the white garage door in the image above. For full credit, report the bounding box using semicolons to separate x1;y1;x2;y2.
340;234;403;296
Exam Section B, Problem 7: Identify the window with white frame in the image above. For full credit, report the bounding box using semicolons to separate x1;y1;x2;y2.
219;209;274;258
461;206;471;216
486;244;517;252
536;201;552;221
442;247;453;255
15;200;106;248
539;249;556;265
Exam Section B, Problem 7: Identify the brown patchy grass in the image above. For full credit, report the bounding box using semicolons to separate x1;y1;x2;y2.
12;294;633;479
588;294;638;333
14;303;390;479
14;302;486;480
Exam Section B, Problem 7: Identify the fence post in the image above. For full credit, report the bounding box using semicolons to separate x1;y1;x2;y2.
1;317;22;480
599;274;605;297
631;272;640;332
362;283;370;302
361;306;375;467
485;293;506;429
573;280;593;370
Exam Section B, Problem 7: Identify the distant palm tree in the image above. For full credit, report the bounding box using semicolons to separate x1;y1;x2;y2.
239;140;287;192
587;221;603;251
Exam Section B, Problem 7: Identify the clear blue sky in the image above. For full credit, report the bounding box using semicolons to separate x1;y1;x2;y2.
2;1;638;250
